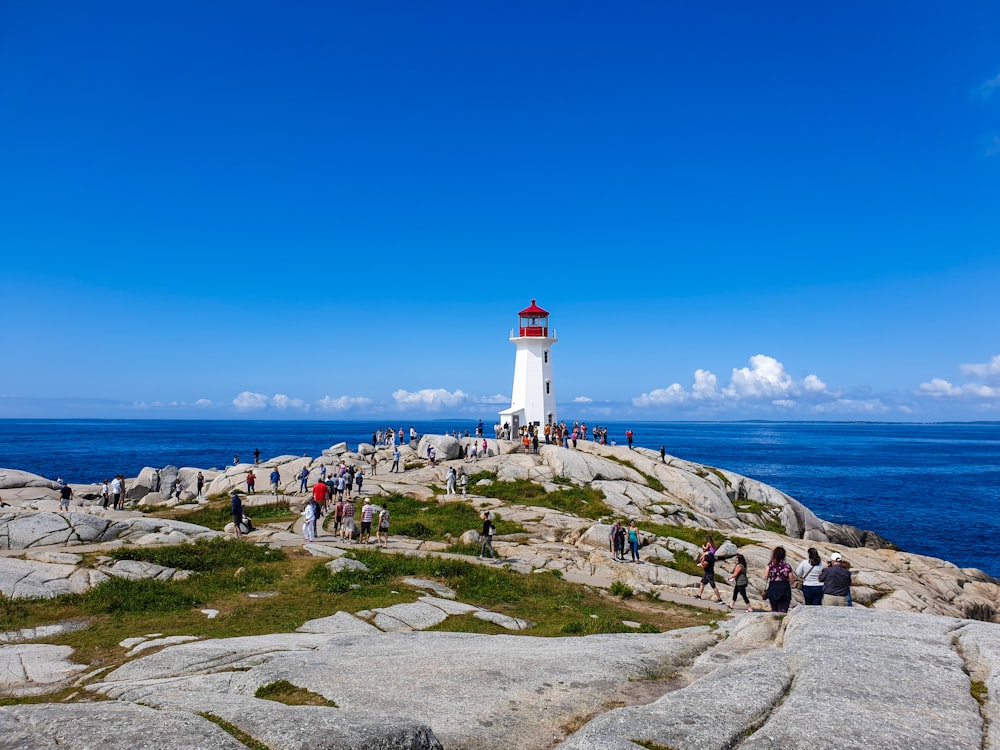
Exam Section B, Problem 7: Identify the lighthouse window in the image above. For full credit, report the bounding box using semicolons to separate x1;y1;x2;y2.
544;351;548;363
546;382;550;394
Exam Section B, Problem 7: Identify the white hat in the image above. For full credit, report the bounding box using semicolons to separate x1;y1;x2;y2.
830;552;843;561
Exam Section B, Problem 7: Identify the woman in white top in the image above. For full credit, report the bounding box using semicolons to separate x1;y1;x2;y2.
795;547;824;605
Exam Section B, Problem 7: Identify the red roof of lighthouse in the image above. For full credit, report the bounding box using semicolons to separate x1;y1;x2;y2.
518;299;549;316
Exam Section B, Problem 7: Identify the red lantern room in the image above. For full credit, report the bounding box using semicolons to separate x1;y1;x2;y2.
518;299;549;337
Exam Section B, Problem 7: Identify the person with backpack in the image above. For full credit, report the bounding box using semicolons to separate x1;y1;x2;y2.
230;490;244;540
376;501;390;548
726;554;752;612
478;511;497;561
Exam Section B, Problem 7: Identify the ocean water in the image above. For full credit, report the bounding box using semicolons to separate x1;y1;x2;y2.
2;419;998;578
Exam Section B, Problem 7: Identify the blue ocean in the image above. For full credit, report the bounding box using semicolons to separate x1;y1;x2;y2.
2;419;998;578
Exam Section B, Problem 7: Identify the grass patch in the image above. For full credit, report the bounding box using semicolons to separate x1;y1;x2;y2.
466;476;613;519
311;549;711;636
151;500;297;530
637;522;755;549
610;581;634;598
377;493;524;541
255;679;336;707
199;713;270;750
605;455;665;492
734;498;786;534
971;680;988;707
107;536;286;571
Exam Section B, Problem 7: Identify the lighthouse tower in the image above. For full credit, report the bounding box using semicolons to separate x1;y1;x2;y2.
498;300;557;436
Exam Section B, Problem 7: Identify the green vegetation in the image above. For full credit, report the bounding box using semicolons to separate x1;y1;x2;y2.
152;500;297;531
199;713;270;750
609;581;634;598
733;499;786;534
376;493;524;541
255;680;337;707
604;456;665;492
465;474;613;519
636;521;755;550
632;741;680;750
971;680;989;707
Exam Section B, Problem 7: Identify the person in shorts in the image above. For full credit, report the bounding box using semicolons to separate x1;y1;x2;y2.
694;540;723;602
59;482;73;511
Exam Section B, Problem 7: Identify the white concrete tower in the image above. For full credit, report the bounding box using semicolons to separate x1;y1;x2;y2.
498;299;557;435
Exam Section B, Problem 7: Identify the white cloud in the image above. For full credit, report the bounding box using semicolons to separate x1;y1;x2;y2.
271;394;308;410
918;354;1000;400
315;395;373;412
194;398;213;407
479;393;510;405
633;355;829;411
812;398;891;415
960;354;1000;382
392;388;470;411
632;383;687;407
573;396;593;403
723;355;796;399
233;391;269;410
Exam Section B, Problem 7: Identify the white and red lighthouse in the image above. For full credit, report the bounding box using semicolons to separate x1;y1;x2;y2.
498;299;557;435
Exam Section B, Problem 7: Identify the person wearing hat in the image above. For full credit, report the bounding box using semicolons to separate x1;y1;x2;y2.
818;552;852;606
359;497;374;544
230;489;244;540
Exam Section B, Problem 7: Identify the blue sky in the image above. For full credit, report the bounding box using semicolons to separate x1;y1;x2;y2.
2;1;999;422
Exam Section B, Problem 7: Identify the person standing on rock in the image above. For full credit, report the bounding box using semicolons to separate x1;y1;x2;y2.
312;480;329;530
100;479;111;508
819;552;852;606
764;546;795;613
626;429;634;450
230;490;244;540
460;469;468;496
795;548;824;606
391;446;401;473
610;520;626;561
269;467;280;497
726;554;752;612
59;481;73;511
479;511;497;560
627;520;641;563
299;466;309;493
446;466;457;495
196;471;205;500
659;445;666;463
246;470;256;493
333;496;344;535
254;448;260;465
111;475;123;510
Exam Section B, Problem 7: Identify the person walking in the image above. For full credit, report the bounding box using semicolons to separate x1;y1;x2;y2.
659;445;666;463
446;466;457;495
819;552;852;606
230;490;244;540
100;479;111;508
246;470;255;493
269;467;280;497
694;540;723;601
795;547;825;606
764;546;796;613
478;511;497;560
376;501;390;547
298;466;309;493
341;497;356;542
459;470;468;496
359;498;374;544
726;553;753;612
391;446;401;473
59;481;73;511
301;498;316;543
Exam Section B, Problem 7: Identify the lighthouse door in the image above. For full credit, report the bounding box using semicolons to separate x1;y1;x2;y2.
510;414;520;435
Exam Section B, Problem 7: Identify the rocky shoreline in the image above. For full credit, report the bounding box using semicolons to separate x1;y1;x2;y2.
1;436;999;749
